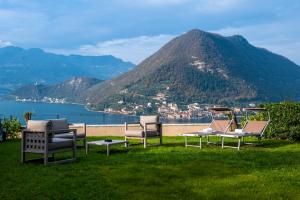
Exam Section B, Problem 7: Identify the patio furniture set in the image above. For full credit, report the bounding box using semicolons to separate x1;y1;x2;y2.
21;108;270;165
21;115;162;165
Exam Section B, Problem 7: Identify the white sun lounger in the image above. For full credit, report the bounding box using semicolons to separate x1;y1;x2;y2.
218;108;270;150
178;119;234;148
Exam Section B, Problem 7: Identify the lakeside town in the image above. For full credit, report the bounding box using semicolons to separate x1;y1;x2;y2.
15;92;251;119
103;92;247;119
16;95;213;119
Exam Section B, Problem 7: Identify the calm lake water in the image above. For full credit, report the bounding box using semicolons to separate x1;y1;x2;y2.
0;100;210;125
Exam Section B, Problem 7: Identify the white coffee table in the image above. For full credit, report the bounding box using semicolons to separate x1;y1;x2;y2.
86;140;128;156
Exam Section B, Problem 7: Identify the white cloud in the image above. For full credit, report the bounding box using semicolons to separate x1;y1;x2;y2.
196;0;244;14
0;39;12;47
125;0;187;6
128;0;243;13
74;34;176;64
47;20;300;66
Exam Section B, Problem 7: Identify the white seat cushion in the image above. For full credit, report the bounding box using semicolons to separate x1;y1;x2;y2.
54;132;85;139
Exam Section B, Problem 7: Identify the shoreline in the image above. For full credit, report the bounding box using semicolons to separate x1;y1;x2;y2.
84;105;138;117
12;99;138;117
6;99;210;121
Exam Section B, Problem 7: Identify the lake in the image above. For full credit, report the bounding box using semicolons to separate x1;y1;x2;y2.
0;100;211;125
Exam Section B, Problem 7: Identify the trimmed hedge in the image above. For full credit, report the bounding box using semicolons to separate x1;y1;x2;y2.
257;102;300;141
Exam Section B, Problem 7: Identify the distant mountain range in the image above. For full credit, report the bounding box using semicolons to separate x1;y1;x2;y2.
11;29;300;113
0;46;134;92
12;77;102;103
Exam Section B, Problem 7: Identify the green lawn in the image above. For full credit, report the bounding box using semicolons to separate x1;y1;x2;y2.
0;137;300;200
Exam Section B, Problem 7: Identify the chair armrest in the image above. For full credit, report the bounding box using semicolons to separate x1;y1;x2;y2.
22;130;53;145
126;122;140;125
144;122;162;129
48;129;77;134
22;129;52;135
144;122;162;136
125;122;141;131
69;123;85;128
69;123;87;136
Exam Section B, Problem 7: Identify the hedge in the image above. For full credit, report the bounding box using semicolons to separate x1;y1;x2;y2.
255;102;300;141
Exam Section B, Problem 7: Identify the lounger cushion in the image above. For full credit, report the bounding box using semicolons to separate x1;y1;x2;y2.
26;120;52;132
243;121;268;134
140;115;159;130
54;132;85;139
125;130;159;137
48;138;73;151
49;118;69;131
210;120;231;132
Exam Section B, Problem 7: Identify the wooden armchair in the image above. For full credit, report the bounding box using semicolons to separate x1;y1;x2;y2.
52;119;87;148
21;120;77;166
125;115;162;148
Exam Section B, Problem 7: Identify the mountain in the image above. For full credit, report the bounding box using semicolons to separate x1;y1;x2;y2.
12;77;102;103
0;46;134;92
85;29;300;111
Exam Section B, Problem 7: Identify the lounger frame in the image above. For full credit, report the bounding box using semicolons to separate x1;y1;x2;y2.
219;109;270;150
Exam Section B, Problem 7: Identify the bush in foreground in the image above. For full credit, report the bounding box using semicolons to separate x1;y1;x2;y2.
258;102;300;141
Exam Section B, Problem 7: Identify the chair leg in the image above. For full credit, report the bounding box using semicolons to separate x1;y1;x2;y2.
125;137;128;147
73;144;76;160
21;152;25;163
144;138;147;148
44;153;48;166
160;135;163;145
199;137;202;149
221;137;224;149
84;137;87;148
207;135;209;144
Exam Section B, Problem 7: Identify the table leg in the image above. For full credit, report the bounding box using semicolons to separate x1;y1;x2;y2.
107;144;110;156
200;137;202;149
86;144;89;155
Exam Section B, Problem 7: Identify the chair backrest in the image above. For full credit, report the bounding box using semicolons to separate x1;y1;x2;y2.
210;119;232;132
49;118;69;131
140;115;159;130
243;120;269;134
25;120;52;151
27;120;52;132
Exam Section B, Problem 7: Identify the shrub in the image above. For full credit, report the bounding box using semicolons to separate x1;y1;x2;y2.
244;102;300;141
1;118;22;139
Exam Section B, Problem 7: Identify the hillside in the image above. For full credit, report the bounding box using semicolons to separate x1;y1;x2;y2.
12;77;102;103
0;46;134;92
85;29;300;112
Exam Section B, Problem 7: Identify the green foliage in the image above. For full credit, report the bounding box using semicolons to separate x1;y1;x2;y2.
240;112;266;128
1;118;22;139
243;102;300;141
264;102;300;141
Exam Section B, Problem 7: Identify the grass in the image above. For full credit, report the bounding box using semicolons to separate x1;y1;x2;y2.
0;136;300;200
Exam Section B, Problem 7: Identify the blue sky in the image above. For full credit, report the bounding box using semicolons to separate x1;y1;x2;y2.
0;0;299;64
